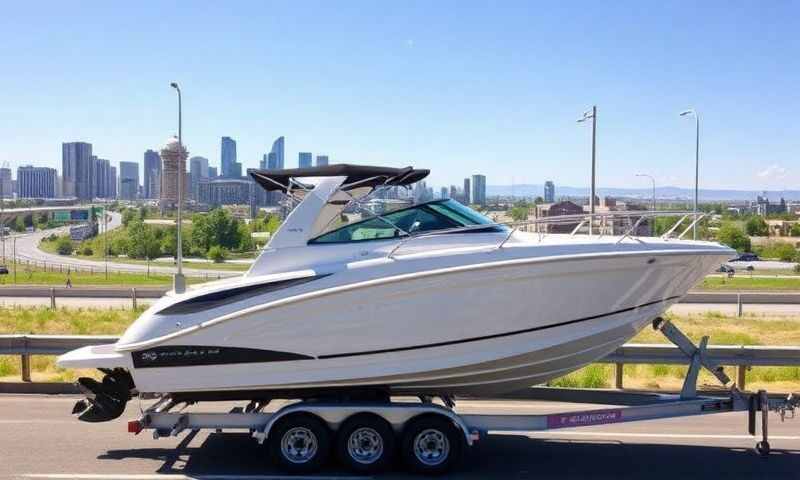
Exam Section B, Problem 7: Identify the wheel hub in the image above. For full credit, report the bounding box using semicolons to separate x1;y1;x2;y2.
281;427;318;464
413;428;450;466
348;427;384;464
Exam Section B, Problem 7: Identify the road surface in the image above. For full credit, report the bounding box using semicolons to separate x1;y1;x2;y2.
0;395;797;479
8;212;241;278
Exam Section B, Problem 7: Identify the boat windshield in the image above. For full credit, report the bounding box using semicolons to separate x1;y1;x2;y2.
309;199;504;244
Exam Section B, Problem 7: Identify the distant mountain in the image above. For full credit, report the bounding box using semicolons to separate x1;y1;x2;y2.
486;184;800;202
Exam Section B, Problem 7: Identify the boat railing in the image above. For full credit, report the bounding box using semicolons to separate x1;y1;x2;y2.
387;210;706;259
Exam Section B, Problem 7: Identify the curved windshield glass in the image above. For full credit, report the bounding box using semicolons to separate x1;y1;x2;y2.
309;199;502;244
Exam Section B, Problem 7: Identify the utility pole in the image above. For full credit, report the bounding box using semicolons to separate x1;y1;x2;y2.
170;82;186;293
680;109;700;240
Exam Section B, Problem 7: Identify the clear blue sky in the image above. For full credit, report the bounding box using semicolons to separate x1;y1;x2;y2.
1;1;798;191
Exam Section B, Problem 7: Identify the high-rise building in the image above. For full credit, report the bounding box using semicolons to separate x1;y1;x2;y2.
471;174;486;206
316;155;329;166
270;136;285;169
544;181;555;203
440;187;448;199
143;149;161;199
108;166;117;199
160;137;188;210
220;137;241;178
0;168;12;198
299;152;312;168
62;142;93;200
208;166;218;178
198;178;253;206
450;185;458;200
189;156;209;200
463;178;471;204
119;161;139;200
17;166;57;198
93;157;112;198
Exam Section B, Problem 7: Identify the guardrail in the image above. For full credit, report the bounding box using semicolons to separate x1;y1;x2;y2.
1;335;799;391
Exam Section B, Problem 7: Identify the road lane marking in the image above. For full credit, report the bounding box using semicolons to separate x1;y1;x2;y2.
494;431;800;440
23;475;371;480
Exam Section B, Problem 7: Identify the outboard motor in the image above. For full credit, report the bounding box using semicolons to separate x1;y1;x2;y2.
72;369;134;423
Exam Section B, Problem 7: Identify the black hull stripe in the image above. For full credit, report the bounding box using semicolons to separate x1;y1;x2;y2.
318;296;681;359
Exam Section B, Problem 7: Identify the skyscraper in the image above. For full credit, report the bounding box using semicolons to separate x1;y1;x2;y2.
108;165;117;199
270;136;285;169
298;152;312;168
471;174;486;206
316;155;329;166
93;157;111;198
119;161;139;200
208;166;218;178
440;187;448;199
160;137;188;209
463;178;471;204
62;142;93;200
544;181;555;203
17;166;57;198
143;149;162;199
189;156;209;200
0;168;12;198
220;137;241;178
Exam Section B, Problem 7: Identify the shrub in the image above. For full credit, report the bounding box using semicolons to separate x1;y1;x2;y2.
794;264;800;274
56;236;73;255
717;223;751;252
80;245;93;256
745;216;769;236
207;245;226;263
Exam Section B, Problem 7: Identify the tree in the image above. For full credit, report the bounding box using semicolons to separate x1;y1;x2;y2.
771;242;797;262
745;216;769;237
121;208;136;227
56;236;73;255
207;245;226;263
717;223;751;252
510;205;530;222
191;208;242;253
13;217;25;232
790;223;800;237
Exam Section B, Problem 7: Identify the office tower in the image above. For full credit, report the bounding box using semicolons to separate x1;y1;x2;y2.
316;155;329;166
119;161;139;200
198;178;253;206
93;157;111;198
143;149;162;199
62;142;93;200
463;178;471;204
440;187;448;199
544;181;555;203
260;154;268;169
220;136;241;178
160;137;188;209
270;136;285;169
208;166;218;178
298;152;312;168
17;166;57;198
108;165;117;199
0;168;11;198
471;174;486;206
450;185;458;200
189;156;209;200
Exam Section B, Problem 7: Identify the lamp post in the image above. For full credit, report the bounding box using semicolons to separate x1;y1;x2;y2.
170;82;186;293
635;173;656;211
577;106;597;235
680;108;700;240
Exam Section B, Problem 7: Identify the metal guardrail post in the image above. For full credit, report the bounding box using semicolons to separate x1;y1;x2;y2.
21;354;31;382
614;362;624;389
737;365;747;390
49;287;55;309
131;287;137;310
737;293;743;317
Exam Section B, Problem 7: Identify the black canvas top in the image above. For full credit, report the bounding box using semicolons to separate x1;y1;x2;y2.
249;164;430;192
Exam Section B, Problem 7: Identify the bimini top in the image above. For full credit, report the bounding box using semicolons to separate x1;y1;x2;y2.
249;164;429;192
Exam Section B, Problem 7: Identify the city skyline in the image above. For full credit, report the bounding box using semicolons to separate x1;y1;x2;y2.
0;3;797;191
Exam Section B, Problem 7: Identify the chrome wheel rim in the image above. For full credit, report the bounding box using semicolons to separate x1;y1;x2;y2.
281;427;318;464
347;427;384;464
413;428;449;466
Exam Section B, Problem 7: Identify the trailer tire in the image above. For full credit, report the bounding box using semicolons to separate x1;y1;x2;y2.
336;413;395;473
269;413;331;474
401;414;462;475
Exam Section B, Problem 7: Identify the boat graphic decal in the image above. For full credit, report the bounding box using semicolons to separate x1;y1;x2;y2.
132;346;314;368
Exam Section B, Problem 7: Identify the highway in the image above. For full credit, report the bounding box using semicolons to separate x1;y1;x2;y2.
7;212;241;278
0;395;797;479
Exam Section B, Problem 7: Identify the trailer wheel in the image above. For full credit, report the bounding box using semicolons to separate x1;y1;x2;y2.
336;413;395;473
401;415;462;475
269;414;331;474
756;440;770;457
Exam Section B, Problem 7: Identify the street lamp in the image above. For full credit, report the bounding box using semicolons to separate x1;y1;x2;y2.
635;173;656;211
577;106;597;235
170;82;186;293
680;108;700;240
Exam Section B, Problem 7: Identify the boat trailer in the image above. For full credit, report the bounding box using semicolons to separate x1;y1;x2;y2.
123;318;798;474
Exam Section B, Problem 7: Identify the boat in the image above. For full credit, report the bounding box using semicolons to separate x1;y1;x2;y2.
57;164;734;422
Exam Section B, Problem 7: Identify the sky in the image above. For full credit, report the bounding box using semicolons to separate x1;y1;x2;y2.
1;1;798;192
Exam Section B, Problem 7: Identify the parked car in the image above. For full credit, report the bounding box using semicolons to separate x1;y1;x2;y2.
716;264;735;275
731;253;759;262
0;265;8;275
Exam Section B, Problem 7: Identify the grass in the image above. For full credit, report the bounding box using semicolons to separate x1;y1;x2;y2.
0;261;213;286
697;276;800;291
